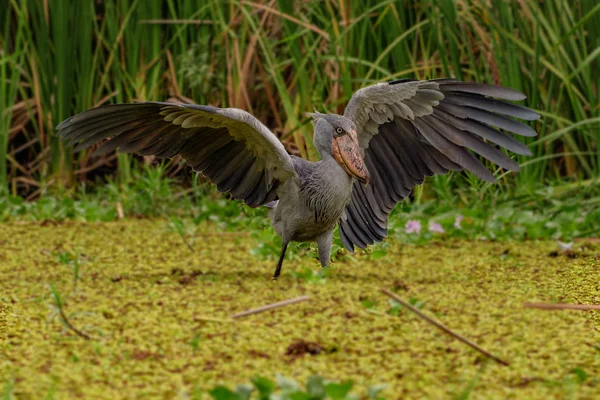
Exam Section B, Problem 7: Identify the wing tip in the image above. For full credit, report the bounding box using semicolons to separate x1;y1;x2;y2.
529;110;541;121
55;120;70;132
483;174;497;183
518;125;539;137
511;92;527;101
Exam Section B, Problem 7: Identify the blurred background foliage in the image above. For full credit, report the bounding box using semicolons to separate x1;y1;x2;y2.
0;0;598;213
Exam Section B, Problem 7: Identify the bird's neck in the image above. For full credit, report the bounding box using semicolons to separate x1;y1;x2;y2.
318;152;354;187
315;140;331;161
319;150;340;169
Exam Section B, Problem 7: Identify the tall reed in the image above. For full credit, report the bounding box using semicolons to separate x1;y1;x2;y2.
0;1;26;191
1;0;598;197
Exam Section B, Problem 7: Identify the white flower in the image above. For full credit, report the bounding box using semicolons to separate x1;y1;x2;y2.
557;241;573;251
454;215;464;229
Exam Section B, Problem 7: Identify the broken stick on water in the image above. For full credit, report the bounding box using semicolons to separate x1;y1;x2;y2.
381;288;509;366
231;295;310;319
524;303;600;311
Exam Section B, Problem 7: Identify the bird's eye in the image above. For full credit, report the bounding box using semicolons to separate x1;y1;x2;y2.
335;127;343;134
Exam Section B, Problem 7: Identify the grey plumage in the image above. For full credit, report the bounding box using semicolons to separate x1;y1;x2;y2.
339;78;539;252
58;102;295;211
56;78;539;278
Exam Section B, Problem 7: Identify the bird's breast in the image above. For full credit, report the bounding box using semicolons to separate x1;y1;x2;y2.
301;175;352;226
272;157;354;242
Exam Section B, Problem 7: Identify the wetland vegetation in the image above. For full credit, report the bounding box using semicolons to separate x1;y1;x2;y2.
2;221;600;398
1;0;599;398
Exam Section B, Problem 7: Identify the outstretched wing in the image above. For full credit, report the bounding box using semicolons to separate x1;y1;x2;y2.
57;102;297;207
339;79;539;251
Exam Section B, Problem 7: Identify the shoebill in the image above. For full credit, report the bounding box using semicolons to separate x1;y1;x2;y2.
56;79;539;279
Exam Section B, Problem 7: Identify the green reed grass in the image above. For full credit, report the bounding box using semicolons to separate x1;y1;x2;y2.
0;0;26;191
1;0;598;197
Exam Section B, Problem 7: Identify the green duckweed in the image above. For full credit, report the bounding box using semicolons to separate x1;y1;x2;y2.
1;220;599;399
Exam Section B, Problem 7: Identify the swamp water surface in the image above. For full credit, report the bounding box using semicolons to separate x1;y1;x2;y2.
1;220;599;398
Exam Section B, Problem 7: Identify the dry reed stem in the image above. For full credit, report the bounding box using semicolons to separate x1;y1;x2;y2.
241;1;330;40
140;19;215;25
381;288;509;366
231;295;310;319
58;306;92;340
524;303;600;311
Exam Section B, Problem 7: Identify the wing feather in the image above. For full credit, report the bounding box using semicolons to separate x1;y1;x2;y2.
216;154;255;193
340;79;539;251
57;102;296;207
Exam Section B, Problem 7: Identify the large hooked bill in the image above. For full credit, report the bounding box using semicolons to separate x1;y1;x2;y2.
332;130;370;185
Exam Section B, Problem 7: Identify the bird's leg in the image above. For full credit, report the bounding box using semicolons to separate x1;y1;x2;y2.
272;241;289;280
316;230;333;268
